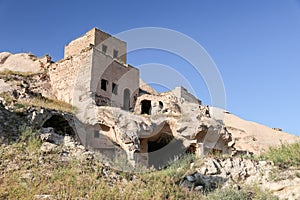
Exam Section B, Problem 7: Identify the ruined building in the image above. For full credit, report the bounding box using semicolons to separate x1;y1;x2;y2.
45;28;233;168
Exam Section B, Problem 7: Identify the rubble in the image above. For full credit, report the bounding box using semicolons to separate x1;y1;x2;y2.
181;157;300;199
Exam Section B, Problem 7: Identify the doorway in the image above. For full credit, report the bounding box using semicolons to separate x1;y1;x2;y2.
141;100;151;115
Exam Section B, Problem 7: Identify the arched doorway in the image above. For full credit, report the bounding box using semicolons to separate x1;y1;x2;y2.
123;88;130;110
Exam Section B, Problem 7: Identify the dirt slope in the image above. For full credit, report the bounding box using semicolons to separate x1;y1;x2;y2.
224;112;299;154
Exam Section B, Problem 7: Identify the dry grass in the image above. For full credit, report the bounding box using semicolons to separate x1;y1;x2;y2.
0;128;277;200
0;92;75;113
0;130;199;199
206;185;278;200
20;96;75;113
0;69;44;77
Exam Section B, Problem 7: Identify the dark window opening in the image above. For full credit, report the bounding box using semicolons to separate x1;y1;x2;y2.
101;79;108;91
159;101;163;109
42;115;75;136
94;131;100;138
102;45;107;54
186;144;196;154
123;89;131;111
113;50;118;58
141;100;151;115
112;83;118;95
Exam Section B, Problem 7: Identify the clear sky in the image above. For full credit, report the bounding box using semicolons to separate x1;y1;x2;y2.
1;0;300;135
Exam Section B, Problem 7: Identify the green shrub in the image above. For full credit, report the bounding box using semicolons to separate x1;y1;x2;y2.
260;142;300;167
18;126;41;152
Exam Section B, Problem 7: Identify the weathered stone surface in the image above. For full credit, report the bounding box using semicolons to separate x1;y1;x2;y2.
40;142;58;153
221;109;300;155
182;157;300;199
0;79;12;93
38;127;64;145
180;172;227;192
0;52;51;73
139;79;158;95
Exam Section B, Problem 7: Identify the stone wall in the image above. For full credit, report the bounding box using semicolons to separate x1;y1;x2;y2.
91;48;139;110
64;29;95;58
172;86;201;105
64;28;127;63
94;29;127;63
49;48;93;104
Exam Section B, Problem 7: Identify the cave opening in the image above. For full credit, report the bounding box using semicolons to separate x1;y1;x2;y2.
146;124;185;168
141;100;151;115
42;115;75;136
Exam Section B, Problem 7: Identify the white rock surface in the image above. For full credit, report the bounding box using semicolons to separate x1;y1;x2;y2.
0;52;51;73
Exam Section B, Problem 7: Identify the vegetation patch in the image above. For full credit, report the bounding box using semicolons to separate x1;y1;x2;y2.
0;136;200;199
206;185;278;200
260;142;300;168
0;92;75;113
0;69;44;78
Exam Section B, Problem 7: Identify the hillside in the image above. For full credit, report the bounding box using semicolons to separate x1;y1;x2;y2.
0;51;300;199
224;111;299;154
0;126;299;199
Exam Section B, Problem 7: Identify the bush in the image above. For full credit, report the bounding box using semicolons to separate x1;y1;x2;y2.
260;142;300;167
18;126;41;152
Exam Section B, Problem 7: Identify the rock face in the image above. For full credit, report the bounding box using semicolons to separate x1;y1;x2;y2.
38;127;94;161
74;87;233;168
0;52;51;73
181;157;300;200
139;79;159;95
222;111;300;155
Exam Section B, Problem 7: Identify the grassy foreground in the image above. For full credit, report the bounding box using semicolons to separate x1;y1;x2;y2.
0;128;291;199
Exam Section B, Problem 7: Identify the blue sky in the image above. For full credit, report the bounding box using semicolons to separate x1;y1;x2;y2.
1;0;300;135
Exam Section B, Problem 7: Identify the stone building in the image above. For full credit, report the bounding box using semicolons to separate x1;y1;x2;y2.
49;28;139;110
